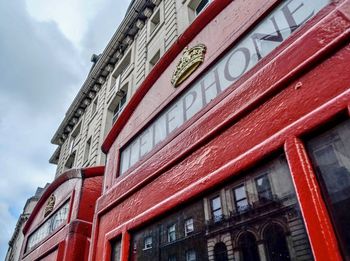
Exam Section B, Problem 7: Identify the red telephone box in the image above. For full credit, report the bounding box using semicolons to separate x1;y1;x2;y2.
20;167;104;261
89;0;350;260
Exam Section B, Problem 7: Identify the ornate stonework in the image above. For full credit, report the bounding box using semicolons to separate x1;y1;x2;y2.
44;194;55;217
171;44;206;87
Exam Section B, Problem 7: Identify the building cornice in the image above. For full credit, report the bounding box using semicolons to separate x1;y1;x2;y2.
51;0;160;145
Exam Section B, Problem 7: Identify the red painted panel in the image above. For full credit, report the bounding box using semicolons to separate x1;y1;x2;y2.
21;167;104;261
92;7;350;261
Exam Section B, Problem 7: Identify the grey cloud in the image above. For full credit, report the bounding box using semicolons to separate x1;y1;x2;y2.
0;0;89;259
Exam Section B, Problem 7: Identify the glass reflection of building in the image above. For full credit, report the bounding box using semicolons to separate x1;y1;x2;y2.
125;156;314;261
204;156;313;261
306;119;350;260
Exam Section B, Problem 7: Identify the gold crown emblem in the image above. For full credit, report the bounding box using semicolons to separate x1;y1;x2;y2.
44;194;56;217
171;44;207;87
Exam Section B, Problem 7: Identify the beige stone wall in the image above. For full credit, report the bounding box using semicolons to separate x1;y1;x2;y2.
54;0;210;176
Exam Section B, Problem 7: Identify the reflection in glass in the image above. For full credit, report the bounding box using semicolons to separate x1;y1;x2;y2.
264;224;291;261
234;185;249;213
111;239;121;261
211;196;223;222
307;120;350;260
239;232;260;261
214;242;228;261
127;156;313;261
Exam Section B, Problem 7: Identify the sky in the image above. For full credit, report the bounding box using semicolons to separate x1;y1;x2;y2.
0;0;130;259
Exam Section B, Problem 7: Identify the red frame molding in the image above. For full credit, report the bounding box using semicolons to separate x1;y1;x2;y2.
92;0;350;260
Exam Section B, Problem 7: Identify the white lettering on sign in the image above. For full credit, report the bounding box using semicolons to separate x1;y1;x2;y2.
120;0;330;175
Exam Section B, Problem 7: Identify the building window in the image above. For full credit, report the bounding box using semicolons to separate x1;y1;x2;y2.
185;218;194;236
91;97;98;116
149;50;161;71
233;185;249;213
143;236;152;250
264;224;291;261
83;137;91;164
167;224;176;242
150;8;161;35
210;196;223;222
255;174;273;202
195;0;211;15
168;255;177;261
214;242;228;261
306;119;350;259
111;239;121;261
112;89;127;124
68;122;81;155
186;250;196;261
64;151;76;170
238;232;260;261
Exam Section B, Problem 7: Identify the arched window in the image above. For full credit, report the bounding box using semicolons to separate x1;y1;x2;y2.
239;232;260;261
264;224;291;261
214;242;228;261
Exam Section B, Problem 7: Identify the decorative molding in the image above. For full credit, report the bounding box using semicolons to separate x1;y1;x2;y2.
106;64;114;72
136;19;145;29
65;126;73;133
71;117;79;124
151;0;161;6
171;44;207;87
97;77;106;85
143;7;153;18
92;84;101;92
88;91;96;99
76;108;84;116
82;98;92;107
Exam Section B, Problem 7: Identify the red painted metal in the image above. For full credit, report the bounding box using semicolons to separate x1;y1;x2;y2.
90;0;350;260
20;167;104;261
285;138;342;260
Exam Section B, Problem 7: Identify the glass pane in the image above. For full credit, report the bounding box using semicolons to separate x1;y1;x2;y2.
129;156;313;261
255;174;273;201
195;0;210;15
234;185;246;201
211;196;221;210
236;199;249;212
26;201;69;253
306;120;350;260
111;239;121;261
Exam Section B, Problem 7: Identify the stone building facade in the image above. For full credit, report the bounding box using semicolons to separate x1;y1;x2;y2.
5;187;46;261
49;0;213;177
6;0;214;259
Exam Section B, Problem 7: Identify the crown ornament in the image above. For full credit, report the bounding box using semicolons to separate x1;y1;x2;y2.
171;44;207;87
44;194;56;217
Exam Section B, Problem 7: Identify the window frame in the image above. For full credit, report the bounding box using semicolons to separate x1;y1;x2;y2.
210;195;223;222
184;218;194;236
233;184;249;213
167;224;176;243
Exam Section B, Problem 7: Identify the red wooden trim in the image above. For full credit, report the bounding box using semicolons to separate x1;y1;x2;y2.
23;169;82;234
285;137;342;261
23;166;104;234
121;230;131;261
105;0;349;191
88;215;100;261
82;165;105;178
98;88;350;258
101;0;232;154
57;241;66;261
97;14;350;214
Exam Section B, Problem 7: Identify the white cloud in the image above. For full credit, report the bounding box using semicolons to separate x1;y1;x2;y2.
26;0;106;47
0;0;131;259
